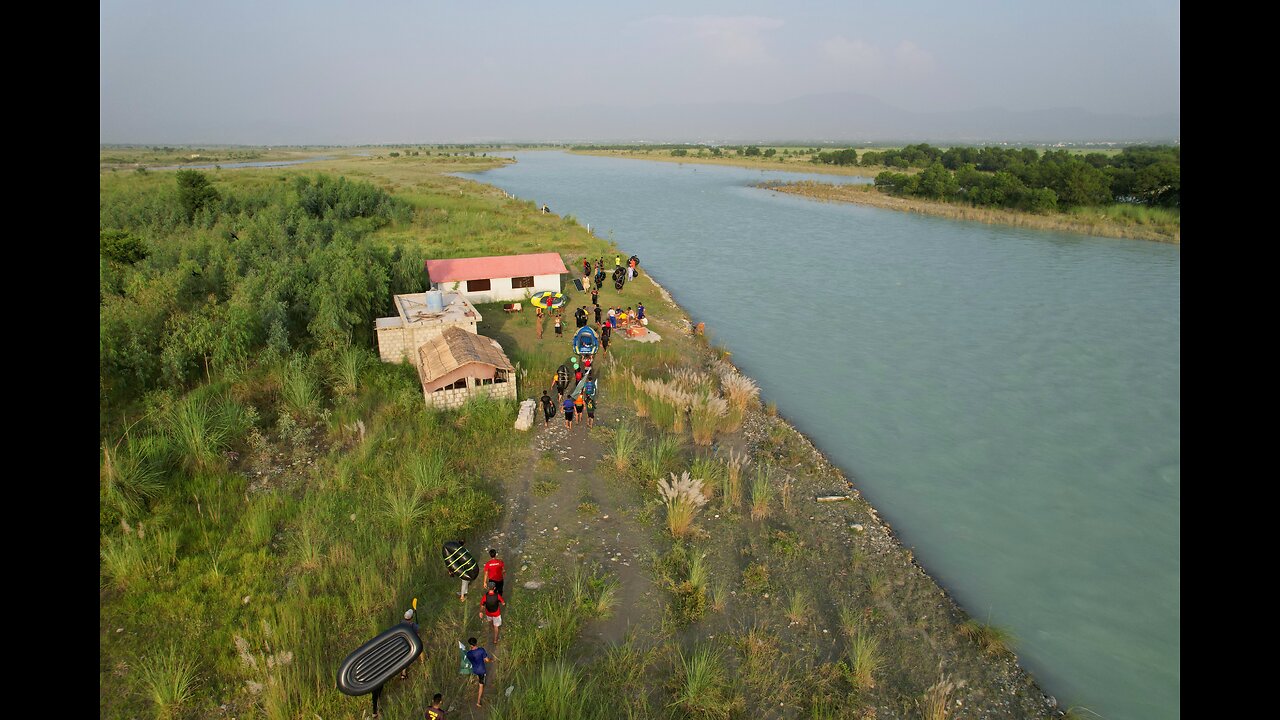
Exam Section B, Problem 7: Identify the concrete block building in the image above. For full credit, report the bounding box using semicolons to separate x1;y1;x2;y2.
375;291;481;366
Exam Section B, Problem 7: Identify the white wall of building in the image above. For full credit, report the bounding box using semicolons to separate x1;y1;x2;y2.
438;273;563;304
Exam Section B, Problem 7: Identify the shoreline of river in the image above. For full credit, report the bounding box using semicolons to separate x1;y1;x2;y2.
635;269;1064;717
569;149;886;177
760;180;1180;244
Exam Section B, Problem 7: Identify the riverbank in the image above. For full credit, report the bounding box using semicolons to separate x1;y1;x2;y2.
763;179;1181;244
100;158;1066;718
570;148;887;177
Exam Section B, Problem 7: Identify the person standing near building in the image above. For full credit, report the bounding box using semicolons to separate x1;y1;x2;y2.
466;638;492;708
484;549;505;596
478;581;506;644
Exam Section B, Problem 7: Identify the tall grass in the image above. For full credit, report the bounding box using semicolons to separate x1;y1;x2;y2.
383;486;425;533
750;465;774;521
845;630;882;690
658;471;708;539
137;645;200;718
722;448;745;511
642;432;682;482
689;455;724;501
786;588;811;624
918;675;965;720
606;423;642;472
670;644;732;719
101;436;166;520
281;354;321;417
689;392;728;446
959;618;1015;655
491;661;600;720
331;345;368;396
166;396;230;472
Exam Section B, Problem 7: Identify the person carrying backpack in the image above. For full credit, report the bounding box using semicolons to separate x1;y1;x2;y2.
478;582;506;644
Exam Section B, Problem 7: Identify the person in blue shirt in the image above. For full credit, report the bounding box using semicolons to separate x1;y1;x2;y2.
466;637;492;707
636;302;646;322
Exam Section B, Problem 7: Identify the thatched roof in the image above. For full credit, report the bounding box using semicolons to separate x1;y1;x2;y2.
417;327;514;385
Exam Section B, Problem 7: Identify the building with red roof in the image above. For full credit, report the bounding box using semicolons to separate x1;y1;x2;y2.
425;252;568;303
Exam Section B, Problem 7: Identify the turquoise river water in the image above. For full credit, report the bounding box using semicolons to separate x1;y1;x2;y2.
460;152;1180;720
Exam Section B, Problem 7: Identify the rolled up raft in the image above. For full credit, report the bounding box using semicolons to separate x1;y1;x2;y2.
555;364;570;391
336;622;423;696
442;541;479;581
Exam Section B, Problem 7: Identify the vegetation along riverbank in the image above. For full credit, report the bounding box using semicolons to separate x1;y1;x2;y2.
101;150;1072;718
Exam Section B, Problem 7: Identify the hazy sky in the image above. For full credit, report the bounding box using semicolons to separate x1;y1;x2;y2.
100;0;1180;144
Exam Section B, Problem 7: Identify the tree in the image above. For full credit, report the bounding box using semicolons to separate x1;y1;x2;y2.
100;229;149;265
916;163;959;199
175;170;220;222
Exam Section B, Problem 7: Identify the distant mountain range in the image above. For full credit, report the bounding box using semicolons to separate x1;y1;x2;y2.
454;92;1178;145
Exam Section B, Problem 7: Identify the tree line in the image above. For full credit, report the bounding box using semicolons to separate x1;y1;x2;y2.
100;171;423;411
808;143;1180;211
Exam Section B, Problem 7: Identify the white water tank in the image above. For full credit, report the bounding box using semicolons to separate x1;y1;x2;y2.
425;290;444;313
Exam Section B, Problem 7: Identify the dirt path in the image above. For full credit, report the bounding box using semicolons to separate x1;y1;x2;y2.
485;399;663;650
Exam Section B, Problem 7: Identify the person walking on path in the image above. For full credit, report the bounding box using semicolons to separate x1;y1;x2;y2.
584;393;596;429
447;538;477;602
607;307;616;328
535;309;544;340
593;304;602;325
599;323;611;355
554;314;562;336
466;638;492;708
479;582;506;644
540;390;555;426
582;258;591;277
591;288;599;306
484;549;505;596
575;306;588;329
425;693;446;720
574;393;585;427
614;254;621;269
563;395;576;428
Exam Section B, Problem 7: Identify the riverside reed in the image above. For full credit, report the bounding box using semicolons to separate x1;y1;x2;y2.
102;154;1061;719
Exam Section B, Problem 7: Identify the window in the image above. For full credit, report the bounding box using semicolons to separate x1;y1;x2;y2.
511;275;534;289
494;370;508;384
466;279;491;292
436;377;467;392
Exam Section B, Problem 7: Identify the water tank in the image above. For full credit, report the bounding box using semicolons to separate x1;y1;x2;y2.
425;290;444;313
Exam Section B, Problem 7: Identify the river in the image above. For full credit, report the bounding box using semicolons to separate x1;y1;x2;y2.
459;151;1180;720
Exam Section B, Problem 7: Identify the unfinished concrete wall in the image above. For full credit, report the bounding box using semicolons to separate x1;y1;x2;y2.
422;376;517;410
376;319;479;366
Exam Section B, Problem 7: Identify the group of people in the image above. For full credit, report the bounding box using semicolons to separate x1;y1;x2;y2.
368;547;509;717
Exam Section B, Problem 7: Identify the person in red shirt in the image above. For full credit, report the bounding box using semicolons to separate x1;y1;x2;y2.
478;582;506;644
483;549;505;596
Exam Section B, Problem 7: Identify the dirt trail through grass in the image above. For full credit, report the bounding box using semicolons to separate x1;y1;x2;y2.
485;398;663;650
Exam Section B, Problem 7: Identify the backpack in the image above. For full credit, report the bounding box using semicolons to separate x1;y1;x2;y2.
484;592;501;613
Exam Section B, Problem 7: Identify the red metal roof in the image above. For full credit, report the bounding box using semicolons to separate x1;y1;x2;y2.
425;253;569;283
